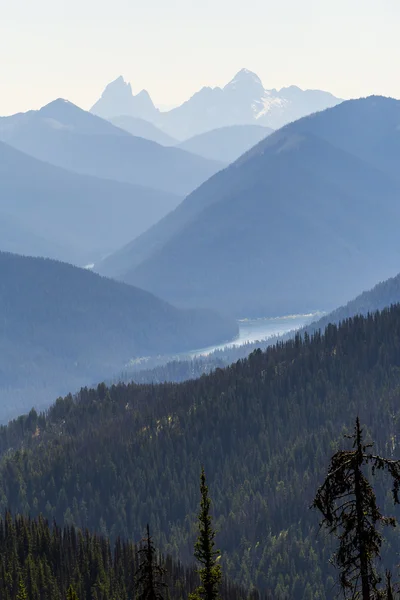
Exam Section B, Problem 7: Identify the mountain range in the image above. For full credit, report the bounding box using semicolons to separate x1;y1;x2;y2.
0;99;222;196
108;114;177;145
96;96;400;317
109;117;275;163
0;252;236;422
176;124;274;163
91;69;342;139
0;140;181;265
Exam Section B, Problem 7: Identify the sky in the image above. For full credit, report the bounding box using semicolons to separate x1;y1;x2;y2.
1;0;399;116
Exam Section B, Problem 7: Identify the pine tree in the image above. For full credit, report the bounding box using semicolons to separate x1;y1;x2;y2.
136;524;167;600
190;467;222;600
16;578;28;600
313;417;400;599
67;584;80;600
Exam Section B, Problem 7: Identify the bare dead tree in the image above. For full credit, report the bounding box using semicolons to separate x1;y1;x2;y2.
312;417;400;600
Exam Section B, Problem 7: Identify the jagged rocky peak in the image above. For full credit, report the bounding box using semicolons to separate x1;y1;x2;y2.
104;75;133;97
136;89;152;99
90;76;157;120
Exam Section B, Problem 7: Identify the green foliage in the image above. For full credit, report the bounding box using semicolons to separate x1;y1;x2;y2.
0;512;251;600
191;469;222;600
136;525;167;600
3;308;400;597
67;585;80;600
313;418;400;599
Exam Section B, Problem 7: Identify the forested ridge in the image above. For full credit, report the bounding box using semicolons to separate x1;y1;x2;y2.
2;306;400;598
0;512;256;600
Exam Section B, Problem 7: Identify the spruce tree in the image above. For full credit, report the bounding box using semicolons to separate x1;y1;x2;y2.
136;524;167;600
67;585;80;600
190;467;222;600
16;579;28;600
313;417;400;599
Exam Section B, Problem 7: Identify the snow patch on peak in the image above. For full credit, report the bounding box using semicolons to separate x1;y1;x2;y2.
253;96;288;120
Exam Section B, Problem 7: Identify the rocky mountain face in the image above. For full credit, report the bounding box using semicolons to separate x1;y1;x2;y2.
90;76;158;121
90;69;342;139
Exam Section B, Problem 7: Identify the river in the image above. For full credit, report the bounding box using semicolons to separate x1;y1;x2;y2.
188;312;323;357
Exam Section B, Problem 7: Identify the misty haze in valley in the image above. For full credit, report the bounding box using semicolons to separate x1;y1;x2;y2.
1;5;400;598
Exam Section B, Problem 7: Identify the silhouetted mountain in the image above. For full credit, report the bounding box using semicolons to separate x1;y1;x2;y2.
90;75;159;121
281;94;400;179
99;97;400;317
91;69;342;139
177;124;273;163
108;114;177;145
0;252;237;421
0;99;222;196
0;140;181;265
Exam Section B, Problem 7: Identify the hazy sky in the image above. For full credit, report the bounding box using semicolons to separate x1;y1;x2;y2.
1;0;399;116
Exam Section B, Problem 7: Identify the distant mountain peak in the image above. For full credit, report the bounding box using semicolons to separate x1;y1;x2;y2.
235;68;262;82
44;98;72;105
136;89;152;100
90;70;343;136
39;98;82;115
90;76;158;121
225;69;264;90
106;75;133;94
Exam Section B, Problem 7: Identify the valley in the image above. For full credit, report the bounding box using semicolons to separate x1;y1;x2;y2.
2;37;400;600
190;312;321;354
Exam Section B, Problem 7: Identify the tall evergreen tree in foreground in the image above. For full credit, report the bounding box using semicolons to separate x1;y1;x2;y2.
313;417;400;600
136;524;167;600
190;467;222;600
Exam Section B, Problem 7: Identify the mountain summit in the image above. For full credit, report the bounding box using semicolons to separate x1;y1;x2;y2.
90;70;342;138
224;68;265;93
90;76;158;121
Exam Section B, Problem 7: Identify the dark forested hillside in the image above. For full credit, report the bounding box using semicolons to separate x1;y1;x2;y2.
98;96;400;317
2;306;400;598
0;513;255;600
0;252;236;421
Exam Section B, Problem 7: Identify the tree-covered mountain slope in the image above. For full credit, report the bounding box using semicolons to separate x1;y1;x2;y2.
2;306;400;598
0;252;236;421
0;513;256;600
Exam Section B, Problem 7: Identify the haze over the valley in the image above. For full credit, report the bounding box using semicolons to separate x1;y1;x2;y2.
2;3;400;598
